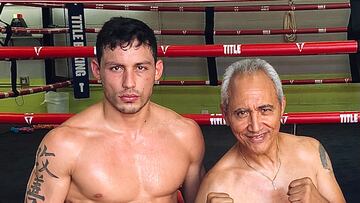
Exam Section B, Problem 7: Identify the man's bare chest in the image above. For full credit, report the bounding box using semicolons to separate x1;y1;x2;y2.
69;137;189;201
228;162;317;203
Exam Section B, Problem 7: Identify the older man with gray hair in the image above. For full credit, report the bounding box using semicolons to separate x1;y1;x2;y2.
195;59;345;203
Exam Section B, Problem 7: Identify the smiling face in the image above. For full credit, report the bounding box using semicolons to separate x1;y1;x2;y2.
92;42;163;114
223;70;286;155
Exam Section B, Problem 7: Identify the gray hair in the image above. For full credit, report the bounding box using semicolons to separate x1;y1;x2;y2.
220;58;284;112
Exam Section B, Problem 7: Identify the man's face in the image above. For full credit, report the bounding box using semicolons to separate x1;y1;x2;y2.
223;71;285;154
92;42;163;114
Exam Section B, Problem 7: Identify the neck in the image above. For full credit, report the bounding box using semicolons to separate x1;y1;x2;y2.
102;100;151;132
238;137;282;190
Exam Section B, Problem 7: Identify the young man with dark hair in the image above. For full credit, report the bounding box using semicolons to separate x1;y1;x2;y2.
25;17;205;203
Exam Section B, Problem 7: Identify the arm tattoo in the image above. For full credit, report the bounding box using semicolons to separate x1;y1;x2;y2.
26;144;59;202
319;143;331;170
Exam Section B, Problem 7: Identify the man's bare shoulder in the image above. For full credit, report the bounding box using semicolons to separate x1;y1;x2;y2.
152;103;202;134
281;132;319;148
203;145;243;185
202;162;242;191
151;103;204;155
196;158;241;203
62;102;102;128
36;125;86;173
42;125;86;151
43;103;104;156
280;132;321;161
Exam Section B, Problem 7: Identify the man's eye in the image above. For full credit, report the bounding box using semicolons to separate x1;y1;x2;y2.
236;111;248;118
137;66;146;71
110;66;123;71
261;108;272;113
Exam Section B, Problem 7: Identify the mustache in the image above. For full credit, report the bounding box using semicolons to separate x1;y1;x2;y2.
119;89;140;95
245;132;268;137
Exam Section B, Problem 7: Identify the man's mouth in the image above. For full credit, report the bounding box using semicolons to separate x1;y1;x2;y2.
120;94;139;102
247;133;265;143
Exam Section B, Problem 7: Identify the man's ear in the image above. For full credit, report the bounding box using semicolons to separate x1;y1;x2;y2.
91;59;101;80
220;104;230;126
155;59;164;81
280;96;287;115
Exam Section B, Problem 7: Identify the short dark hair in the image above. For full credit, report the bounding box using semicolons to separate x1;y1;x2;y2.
95;17;157;64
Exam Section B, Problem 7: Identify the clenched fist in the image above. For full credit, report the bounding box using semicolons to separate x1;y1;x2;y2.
287;177;329;203
206;192;234;203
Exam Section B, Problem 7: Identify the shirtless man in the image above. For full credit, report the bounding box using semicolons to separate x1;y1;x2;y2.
25;17;205;203
195;59;345;203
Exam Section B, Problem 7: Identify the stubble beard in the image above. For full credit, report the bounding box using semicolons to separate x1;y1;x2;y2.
114;94;150;114
117;103;143;114
105;86;153;114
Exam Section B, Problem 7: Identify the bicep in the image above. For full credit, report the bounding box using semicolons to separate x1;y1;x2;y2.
195;172;225;203
25;166;70;202
316;143;346;203
194;178;210;203
182;161;205;202
25;133;74;202
182;121;206;203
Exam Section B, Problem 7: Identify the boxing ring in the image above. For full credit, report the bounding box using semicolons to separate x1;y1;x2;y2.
0;1;359;202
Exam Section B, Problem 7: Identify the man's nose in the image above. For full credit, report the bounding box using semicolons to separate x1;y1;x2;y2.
248;112;261;133
122;69;136;89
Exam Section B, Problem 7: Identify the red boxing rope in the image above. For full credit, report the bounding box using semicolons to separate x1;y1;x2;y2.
0;41;357;59
91;78;352;86
14;3;64;8
0;27;101;34
91;80;219;86
0;81;71;99
0;46;95;59
1;27;347;35
160;41;357;57
3;0;276;3
181;112;360;125
14;2;350;12
0;112;358;125
281;78;352;85
214;3;350;12
211;27;347;35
